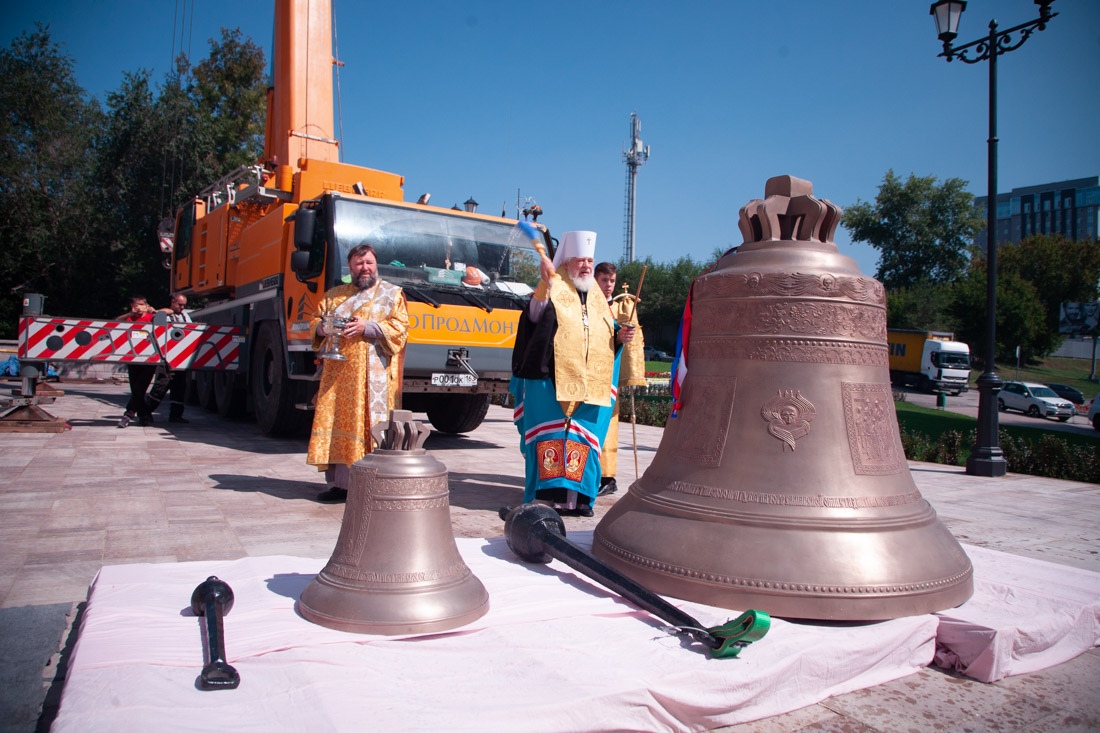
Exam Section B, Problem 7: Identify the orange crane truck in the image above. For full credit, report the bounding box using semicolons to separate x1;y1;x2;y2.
170;0;549;436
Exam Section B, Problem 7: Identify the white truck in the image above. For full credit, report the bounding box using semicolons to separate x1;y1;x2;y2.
887;329;971;395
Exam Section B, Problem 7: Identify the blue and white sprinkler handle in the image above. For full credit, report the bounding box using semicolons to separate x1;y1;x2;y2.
516;221;555;281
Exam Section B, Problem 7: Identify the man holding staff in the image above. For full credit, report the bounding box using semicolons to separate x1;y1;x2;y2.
510;232;635;517
594;262;647;496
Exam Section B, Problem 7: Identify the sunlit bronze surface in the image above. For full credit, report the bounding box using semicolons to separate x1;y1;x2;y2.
593;176;973;620
299;411;489;633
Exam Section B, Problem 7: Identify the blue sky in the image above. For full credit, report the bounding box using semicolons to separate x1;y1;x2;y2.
3;0;1097;277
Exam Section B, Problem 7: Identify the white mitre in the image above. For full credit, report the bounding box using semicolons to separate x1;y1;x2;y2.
552;230;597;269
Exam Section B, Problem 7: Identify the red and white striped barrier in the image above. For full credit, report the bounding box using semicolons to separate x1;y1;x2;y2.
17;317;241;370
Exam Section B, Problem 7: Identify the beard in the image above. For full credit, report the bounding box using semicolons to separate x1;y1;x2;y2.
571;273;594;292
354;274;377;290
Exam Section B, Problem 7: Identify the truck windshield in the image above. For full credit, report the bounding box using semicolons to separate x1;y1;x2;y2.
933;352;971;369
330;198;543;290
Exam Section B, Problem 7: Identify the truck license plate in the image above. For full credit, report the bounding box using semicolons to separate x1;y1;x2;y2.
431;373;477;388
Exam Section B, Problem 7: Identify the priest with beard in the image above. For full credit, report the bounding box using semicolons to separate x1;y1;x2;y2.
510;231;635;517
308;243;409;502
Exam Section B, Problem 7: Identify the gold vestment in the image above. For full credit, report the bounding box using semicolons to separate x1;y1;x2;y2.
601;296;647;477
546;273;617;409
306;281;409;469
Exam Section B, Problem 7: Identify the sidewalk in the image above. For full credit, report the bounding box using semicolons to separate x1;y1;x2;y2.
1;381;1098;731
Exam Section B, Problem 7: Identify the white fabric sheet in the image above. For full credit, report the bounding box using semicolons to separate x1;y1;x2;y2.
53;534;937;732
933;543;1100;682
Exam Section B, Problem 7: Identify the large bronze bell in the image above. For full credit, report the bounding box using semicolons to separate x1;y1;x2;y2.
593;175;973;621
299;411;489;633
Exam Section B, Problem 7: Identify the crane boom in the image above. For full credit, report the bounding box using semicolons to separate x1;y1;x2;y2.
266;0;339;183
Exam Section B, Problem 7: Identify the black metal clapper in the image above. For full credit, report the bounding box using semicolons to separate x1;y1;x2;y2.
190;576;241;690
499;503;770;658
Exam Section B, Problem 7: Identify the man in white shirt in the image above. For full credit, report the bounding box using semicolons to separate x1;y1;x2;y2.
148;294;193;423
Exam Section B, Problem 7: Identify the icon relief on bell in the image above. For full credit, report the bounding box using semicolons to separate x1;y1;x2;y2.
761;390;815;451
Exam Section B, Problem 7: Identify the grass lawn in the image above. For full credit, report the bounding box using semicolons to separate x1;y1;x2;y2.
996;355;1099;401
895;399;1098;466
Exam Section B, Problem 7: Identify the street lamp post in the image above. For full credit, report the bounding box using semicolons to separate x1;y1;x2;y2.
929;0;1057;478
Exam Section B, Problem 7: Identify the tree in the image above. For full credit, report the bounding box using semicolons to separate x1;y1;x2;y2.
615;255;710;350
997;234;1100;354
92;69;167;316
0;26;104;336
842;170;984;290
886;282;958;333
950;261;1047;365
188;29;267;176
92;28;268;313
0;25;268;335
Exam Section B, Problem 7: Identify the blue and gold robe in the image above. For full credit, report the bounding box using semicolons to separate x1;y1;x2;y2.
510;274;622;505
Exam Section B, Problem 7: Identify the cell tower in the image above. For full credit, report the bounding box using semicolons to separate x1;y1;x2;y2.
622;111;650;262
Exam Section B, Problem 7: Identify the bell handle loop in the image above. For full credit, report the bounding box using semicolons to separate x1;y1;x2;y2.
370;410;428;451
369;420;386;447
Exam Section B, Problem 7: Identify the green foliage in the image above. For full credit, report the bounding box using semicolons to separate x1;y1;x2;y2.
95;70;174;314
997;234;1100;355
886;282;958;332
929;429;965;465
843;170;983;289
894;399;1100;482
620;396;672;427
950;262;1047;364
0;26;267;335
1001;356;1097;402
614;255;711;350
93;29;267;314
858;170;1099;363
189;29;268;174
890;401;988;444
0;26;106;335
999;431;1100;482
898;425;938;462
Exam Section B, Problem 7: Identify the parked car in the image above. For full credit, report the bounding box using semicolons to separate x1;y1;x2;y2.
1089;393;1100;431
997;381;1075;422
1046;383;1085;405
644;346;673;362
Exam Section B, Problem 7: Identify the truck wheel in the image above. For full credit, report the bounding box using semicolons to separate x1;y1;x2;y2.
214;370;248;419
1026;405;1041;418
184;372;200;405
400;393;431;413
251;322;307;436
426;393;490;434
195;371;216;411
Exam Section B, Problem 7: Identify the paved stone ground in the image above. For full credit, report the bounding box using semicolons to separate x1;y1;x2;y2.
1;380;1098;732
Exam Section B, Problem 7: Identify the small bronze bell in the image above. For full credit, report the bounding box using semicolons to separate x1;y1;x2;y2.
299;410;489;633
593;175;973;621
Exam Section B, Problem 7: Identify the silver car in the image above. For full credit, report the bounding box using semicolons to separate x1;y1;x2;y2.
997;381;1075;422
